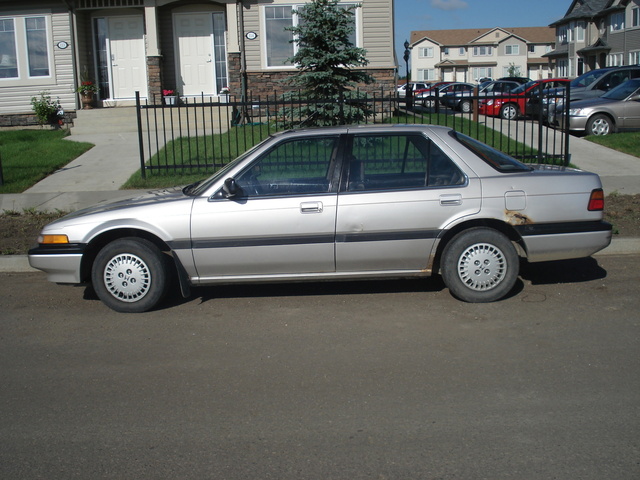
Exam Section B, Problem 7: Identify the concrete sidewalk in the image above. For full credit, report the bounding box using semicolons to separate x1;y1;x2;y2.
1;125;639;274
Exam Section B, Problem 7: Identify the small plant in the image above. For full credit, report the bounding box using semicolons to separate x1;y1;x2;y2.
76;81;98;95
30;91;59;125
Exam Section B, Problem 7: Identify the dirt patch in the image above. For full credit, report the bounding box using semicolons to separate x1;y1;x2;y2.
1;194;639;255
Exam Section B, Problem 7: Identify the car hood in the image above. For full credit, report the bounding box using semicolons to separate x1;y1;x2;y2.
52;187;189;223
564;97;617;111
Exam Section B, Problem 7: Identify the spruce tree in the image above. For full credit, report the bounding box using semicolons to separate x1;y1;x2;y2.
283;0;373;126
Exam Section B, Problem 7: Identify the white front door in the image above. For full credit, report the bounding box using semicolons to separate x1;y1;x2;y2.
174;13;215;96
108;16;147;100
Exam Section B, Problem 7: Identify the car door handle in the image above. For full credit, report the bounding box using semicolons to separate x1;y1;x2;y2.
300;201;323;213
440;194;462;206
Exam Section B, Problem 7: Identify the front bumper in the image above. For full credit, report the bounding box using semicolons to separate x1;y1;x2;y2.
28;244;86;284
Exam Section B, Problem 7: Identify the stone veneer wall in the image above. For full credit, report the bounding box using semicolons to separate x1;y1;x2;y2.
147;56;162;105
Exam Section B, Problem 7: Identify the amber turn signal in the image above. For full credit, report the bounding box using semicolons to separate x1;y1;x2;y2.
39;234;70;244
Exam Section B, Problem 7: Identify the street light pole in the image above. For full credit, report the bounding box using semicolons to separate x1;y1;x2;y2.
403;40;412;109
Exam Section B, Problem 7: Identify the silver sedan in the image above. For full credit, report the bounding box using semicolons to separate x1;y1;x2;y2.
559;78;640;135
29;125;612;312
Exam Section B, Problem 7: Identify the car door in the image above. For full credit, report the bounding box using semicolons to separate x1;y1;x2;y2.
190;135;340;279
335;132;481;273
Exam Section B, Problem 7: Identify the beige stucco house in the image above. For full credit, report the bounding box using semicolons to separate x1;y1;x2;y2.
0;0;396;125
409;27;556;83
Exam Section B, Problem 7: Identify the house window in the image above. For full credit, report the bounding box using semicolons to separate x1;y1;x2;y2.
607;53;623;66
417;69;435;81
459;47;465;55
610;12;625;32
558;25;567;43
0;18;18;78
473;46;492;56
0;15;51;80
443;47;449;55
556;59;567;77
505;44;519;55
212;12;227;92
26;17;49;77
576;21;585;41
528;45;535;53
265;6;294;67
630;51;640;65
472;67;492;80
264;4;359;68
633;7;640;28
419;47;434;58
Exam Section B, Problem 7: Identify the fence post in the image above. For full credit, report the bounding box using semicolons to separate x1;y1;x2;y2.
135;91;146;179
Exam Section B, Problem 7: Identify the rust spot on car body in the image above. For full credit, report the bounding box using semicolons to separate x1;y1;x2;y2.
505;210;533;225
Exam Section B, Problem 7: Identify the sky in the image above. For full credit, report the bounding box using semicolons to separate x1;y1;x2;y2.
394;0;571;75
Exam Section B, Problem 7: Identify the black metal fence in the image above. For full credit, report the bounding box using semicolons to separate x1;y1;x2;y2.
135;85;570;178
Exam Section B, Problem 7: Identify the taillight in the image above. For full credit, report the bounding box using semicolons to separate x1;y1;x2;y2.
588;188;605;211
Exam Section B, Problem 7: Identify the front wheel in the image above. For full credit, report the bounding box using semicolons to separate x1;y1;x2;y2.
441;228;519;303
500;103;519;120
586;114;613;136
91;237;170;313
423;96;435;108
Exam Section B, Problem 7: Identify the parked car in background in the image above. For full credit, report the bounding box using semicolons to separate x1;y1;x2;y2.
441;80;521;113
548;66;640;124
557;78;640;135
479;79;569;120
416;82;474;107
397;82;430;97
29;125;611;312
496;76;531;85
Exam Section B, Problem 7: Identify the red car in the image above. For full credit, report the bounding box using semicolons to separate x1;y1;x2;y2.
478;78;569;120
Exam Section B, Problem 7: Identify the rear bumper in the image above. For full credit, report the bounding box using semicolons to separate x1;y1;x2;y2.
517;221;612;262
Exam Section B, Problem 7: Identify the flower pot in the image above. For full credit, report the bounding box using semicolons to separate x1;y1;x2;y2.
164;95;177;106
80;92;94;109
220;93;230;103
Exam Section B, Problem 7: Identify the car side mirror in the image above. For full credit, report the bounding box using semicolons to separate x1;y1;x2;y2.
630;94;640;102
223;177;240;198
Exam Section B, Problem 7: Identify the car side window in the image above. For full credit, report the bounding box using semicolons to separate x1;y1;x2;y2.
346;134;465;192
235;136;338;197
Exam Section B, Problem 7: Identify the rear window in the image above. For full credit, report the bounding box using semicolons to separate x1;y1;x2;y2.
451;131;532;173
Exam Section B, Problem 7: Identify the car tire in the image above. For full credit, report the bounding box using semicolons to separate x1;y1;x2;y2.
500;103;519;120
586;114;613;136
91;237;170;313
423;96;435;108
460;100;472;113
441;228;519;303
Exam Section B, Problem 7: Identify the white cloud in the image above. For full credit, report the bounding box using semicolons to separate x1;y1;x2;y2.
430;0;469;11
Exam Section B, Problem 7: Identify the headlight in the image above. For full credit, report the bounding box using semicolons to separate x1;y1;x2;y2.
568;108;589;116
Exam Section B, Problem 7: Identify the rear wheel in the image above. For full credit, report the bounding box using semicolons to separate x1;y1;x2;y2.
586;114;613;136
441;228;519;303
500;103;519;120
91;237;170;313
460;100;472;113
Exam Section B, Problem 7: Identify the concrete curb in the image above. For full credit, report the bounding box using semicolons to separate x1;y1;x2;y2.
3;237;638;274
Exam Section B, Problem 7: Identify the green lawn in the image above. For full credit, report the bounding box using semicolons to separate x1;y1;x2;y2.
0;129;93;194
585;131;640;158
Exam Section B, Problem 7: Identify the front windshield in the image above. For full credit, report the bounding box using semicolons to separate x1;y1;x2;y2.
570;69;607;88
452;131;532;173
602;78;640;101
187;136;274;196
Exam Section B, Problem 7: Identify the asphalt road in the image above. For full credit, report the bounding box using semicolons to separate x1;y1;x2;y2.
1;255;639;479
